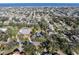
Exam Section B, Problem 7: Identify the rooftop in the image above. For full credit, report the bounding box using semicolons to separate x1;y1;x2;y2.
18;27;31;35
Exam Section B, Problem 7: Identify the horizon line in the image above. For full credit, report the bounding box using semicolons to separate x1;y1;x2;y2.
0;3;79;7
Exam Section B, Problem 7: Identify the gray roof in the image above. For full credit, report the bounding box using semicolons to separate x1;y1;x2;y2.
0;28;7;32
31;42;40;46
19;28;31;35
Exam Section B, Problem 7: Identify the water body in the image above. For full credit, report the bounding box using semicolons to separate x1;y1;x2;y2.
0;3;79;7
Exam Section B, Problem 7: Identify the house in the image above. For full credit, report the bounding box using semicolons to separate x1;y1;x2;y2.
19;27;31;35
18;27;32;39
30;41;40;46
3;21;10;26
29;41;41;49
0;28;7;33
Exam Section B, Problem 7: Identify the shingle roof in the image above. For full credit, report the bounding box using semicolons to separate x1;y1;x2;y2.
0;28;7;32
19;28;31;35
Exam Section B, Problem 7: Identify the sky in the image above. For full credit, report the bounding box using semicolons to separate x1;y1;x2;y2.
0;3;79;7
